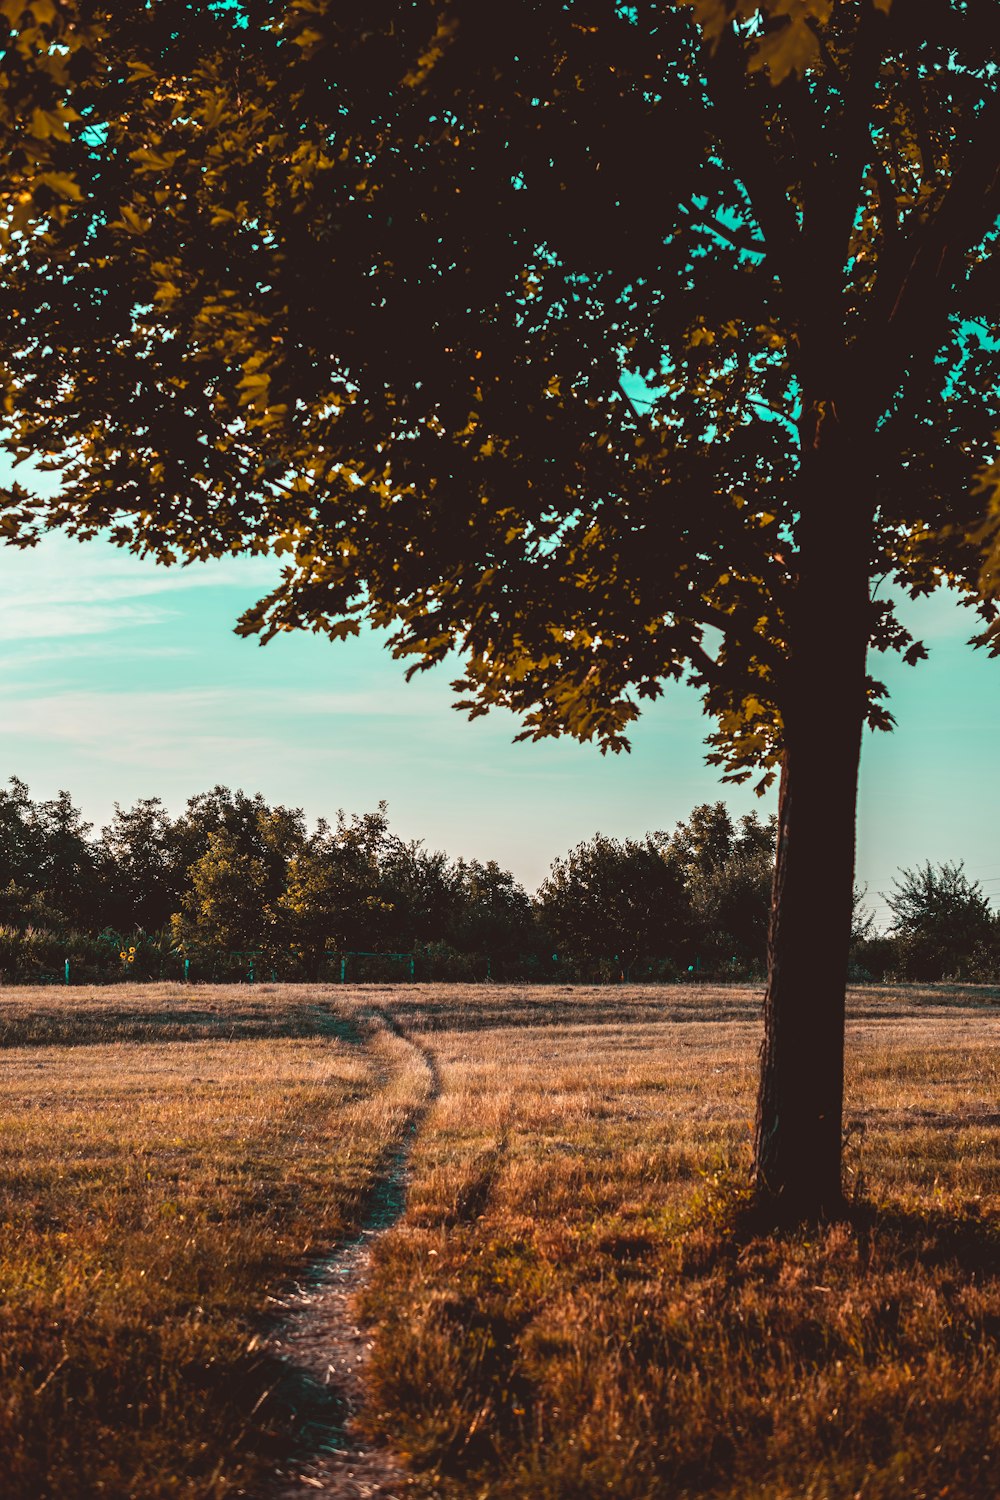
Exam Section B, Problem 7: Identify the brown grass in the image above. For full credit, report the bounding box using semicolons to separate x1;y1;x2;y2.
355;984;1000;1499
3;980;999;1498
0;982;431;1498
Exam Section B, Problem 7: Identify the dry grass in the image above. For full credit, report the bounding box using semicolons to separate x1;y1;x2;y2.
3;980;999;1498
0;983;431;1498
356;985;1000;1499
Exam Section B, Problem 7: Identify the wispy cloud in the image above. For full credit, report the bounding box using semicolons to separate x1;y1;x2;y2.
3;680;473;769
0;533;279;644
0;599;173;643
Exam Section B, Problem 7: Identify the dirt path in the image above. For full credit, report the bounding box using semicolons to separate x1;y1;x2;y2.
263;1012;440;1499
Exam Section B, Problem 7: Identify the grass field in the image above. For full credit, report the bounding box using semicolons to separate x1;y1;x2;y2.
0;983;432;1497
1;981;998;1497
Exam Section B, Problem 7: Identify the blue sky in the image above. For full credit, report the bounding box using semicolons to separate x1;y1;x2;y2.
0;514;998;923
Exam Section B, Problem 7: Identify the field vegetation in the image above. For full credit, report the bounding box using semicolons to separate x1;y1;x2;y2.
0;982;432;1498
1;980;998;1498
361;984;1000;1499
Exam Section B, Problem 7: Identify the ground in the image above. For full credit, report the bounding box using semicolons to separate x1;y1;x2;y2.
0;981;998;1497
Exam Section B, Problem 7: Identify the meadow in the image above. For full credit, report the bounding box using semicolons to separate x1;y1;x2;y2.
0;980;998;1497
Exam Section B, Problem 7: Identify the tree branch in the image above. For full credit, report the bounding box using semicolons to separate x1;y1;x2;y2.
701;26;803;302
687;208;766;258
864;87;1000;419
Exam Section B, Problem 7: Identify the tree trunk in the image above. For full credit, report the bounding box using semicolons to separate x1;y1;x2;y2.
753;415;872;1222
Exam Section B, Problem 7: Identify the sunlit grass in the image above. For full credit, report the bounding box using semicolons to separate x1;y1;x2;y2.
3;980;998;1497
0;983;430;1499
358;987;1000;1499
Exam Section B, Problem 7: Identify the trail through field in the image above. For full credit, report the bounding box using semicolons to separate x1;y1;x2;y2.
264;1008;439;1499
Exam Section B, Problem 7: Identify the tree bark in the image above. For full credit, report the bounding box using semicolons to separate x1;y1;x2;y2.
753;413;872;1221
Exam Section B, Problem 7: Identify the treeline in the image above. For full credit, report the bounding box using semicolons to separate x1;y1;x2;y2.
0;780;776;982
0;777;996;984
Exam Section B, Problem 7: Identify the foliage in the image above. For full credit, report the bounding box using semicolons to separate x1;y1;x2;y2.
0;923;161;983
537;832;692;975
4;0;1000;1208
665;802;776;970
3;2;999;778
881;861;998;981
446;860;536;964
98;796;186;934
5;774;1000;983
0;777;98;929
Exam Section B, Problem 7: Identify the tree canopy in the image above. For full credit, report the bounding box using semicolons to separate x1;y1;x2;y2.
3;0;997;782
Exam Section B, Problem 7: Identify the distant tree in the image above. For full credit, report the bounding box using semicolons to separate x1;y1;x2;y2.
538;834;691;977
447;859;535;965
172;829;277;958
851;886;877;947
665;803;775;971
279;807;396;967
666;804;746;879
0;777;40;926
0;779;98;930
97;797;183;935
883;862;996;981
168;786;305;893
171;794;306;957
379;838;461;952
281;810;533;968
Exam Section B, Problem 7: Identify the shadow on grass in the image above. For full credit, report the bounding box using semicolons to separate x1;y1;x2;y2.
715;1186;1000;1279
0;1004;367;1051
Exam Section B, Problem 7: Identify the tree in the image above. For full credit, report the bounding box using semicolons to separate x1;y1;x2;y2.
167;786;295;871
537;833;691;977
278;806;396;966
378;838;465;951
883;861;997;981
5;1;1000;1217
0;778;99;930
170;790;306;958
97;797;184;935
447;859;535;968
667;804;776;972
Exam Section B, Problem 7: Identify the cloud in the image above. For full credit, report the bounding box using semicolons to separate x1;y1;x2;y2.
0;599;173;643
0;533;279;644
2;680;468;768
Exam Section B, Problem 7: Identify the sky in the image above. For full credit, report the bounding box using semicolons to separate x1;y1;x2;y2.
1;512;999;924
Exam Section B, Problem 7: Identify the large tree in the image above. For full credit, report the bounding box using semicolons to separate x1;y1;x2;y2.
4;0;1000;1217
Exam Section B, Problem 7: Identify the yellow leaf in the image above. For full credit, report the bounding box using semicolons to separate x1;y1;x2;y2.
403;16;459;89
36;170;82;201
29;108;57;141
118;204;149;234
199;96;227;130
748;19;821;84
